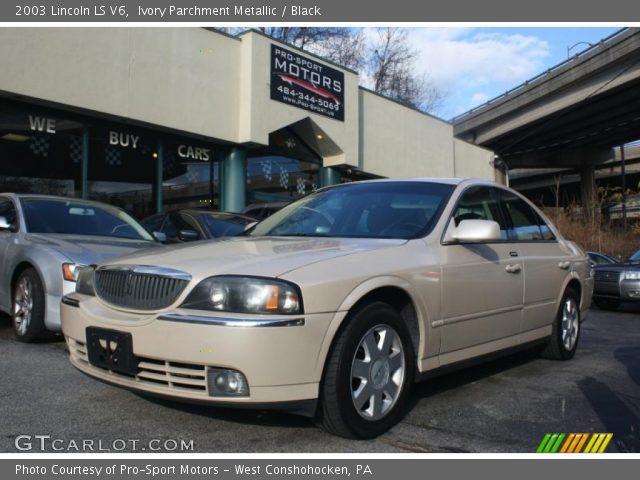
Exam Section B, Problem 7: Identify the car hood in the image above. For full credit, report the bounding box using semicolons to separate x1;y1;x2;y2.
103;236;408;280
594;263;637;270
25;233;157;265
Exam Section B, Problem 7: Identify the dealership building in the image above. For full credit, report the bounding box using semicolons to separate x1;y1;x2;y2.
0;28;496;218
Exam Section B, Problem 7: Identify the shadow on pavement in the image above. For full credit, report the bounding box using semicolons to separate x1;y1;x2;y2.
577;376;640;452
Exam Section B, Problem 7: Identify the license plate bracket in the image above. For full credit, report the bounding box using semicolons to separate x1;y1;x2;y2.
86;327;138;376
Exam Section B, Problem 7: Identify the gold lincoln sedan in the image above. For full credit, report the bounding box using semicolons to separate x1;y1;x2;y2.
61;178;593;438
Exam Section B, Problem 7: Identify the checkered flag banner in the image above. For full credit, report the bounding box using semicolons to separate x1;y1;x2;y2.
279;166;289;189
69;136;83;164
261;159;273;181
29;133;50;158
104;146;122;166
297;176;306;195
185;165;199;183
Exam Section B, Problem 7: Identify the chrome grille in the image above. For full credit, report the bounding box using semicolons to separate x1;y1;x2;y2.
95;266;191;310
594;270;621;283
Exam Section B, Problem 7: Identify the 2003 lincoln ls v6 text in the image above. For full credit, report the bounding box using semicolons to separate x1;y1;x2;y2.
61;178;593;438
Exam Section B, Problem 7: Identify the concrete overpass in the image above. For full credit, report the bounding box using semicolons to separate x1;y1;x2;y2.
452;28;640;206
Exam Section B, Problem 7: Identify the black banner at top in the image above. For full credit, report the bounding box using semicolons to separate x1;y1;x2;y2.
3;0;640;22
270;44;345;121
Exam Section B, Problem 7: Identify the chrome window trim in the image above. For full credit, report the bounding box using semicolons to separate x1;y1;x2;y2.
96;265;192;281
157;313;305;328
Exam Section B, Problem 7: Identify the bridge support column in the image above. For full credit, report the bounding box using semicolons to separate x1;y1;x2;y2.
580;164;596;217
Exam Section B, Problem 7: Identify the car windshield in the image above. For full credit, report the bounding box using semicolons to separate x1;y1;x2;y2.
250;181;454;239
629;250;640;263
200;213;255;237
21;198;154;241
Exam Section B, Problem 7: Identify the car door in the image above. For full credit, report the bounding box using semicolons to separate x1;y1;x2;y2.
496;189;570;339
0;196;19;312
439;186;524;362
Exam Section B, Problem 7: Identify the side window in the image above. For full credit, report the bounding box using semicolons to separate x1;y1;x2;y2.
498;190;550;241
140;214;165;234
0;198;18;231
162;213;193;240
452;186;509;240
534;211;556;241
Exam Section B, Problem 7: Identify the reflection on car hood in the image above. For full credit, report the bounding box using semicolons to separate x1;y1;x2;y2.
25;233;157;265
103;236;408;280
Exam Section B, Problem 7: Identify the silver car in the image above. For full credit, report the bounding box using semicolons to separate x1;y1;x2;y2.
0;194;157;342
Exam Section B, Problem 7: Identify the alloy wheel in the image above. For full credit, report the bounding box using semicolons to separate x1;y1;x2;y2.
350;324;405;421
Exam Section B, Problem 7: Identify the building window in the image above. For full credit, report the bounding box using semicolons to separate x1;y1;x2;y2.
247;128;321;206
0;100;83;196
86;126;156;219
162;139;219;211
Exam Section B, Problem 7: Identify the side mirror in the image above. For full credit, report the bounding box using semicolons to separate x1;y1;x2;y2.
152;231;168;243
452;219;502;243
0;216;13;232
178;229;200;242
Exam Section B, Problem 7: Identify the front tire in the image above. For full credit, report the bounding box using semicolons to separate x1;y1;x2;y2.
12;268;50;342
541;288;580;360
318;302;415;439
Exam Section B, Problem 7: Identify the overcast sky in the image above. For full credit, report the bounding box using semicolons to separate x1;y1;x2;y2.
395;27;620;119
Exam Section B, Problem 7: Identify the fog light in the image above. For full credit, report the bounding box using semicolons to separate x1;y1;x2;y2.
207;368;249;397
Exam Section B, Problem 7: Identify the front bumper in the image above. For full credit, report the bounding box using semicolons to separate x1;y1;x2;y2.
594;278;640;302
61;295;341;409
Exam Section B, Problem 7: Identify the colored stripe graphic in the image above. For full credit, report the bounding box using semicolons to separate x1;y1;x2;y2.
537;433;612;453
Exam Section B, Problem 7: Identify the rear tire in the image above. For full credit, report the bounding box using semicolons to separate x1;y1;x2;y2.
12;268;51;342
593;298;621;311
541;288;580;360
318;302;415;439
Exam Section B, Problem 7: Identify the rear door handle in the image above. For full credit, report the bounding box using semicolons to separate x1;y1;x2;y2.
505;263;522;274
558;261;571;270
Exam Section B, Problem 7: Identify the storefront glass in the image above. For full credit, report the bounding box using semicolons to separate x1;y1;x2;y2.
162;139;220;211
0;100;83;196
247;128;321;205
86;126;157;219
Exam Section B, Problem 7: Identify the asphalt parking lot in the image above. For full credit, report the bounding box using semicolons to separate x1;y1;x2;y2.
1;306;639;453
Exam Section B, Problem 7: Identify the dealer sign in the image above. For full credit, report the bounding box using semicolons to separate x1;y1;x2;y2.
270;44;345;121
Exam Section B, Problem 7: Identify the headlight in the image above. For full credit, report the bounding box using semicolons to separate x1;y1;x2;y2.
62;263;86;282
75;266;96;296
181;276;303;315
623;271;640;280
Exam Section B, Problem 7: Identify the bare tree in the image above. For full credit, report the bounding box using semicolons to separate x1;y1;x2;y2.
368;28;444;113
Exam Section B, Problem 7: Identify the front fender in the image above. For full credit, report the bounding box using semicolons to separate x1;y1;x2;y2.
313;276;433;380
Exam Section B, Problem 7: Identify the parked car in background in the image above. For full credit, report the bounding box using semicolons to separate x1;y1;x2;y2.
141;209;257;243
0;194;157;341
241;202;287;221
593;249;640;310
61;179;592;438
587;251;619;268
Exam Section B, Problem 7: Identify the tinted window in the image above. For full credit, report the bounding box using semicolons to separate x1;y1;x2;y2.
497;190;555;241
201;214;254;237
452;186;509;240
141;213;165;234
20;198;152;240
0;198;18;231
162;212;201;240
251;182;454;239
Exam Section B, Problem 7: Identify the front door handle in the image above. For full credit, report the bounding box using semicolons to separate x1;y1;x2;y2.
558;261;571;270
505;263;522;274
